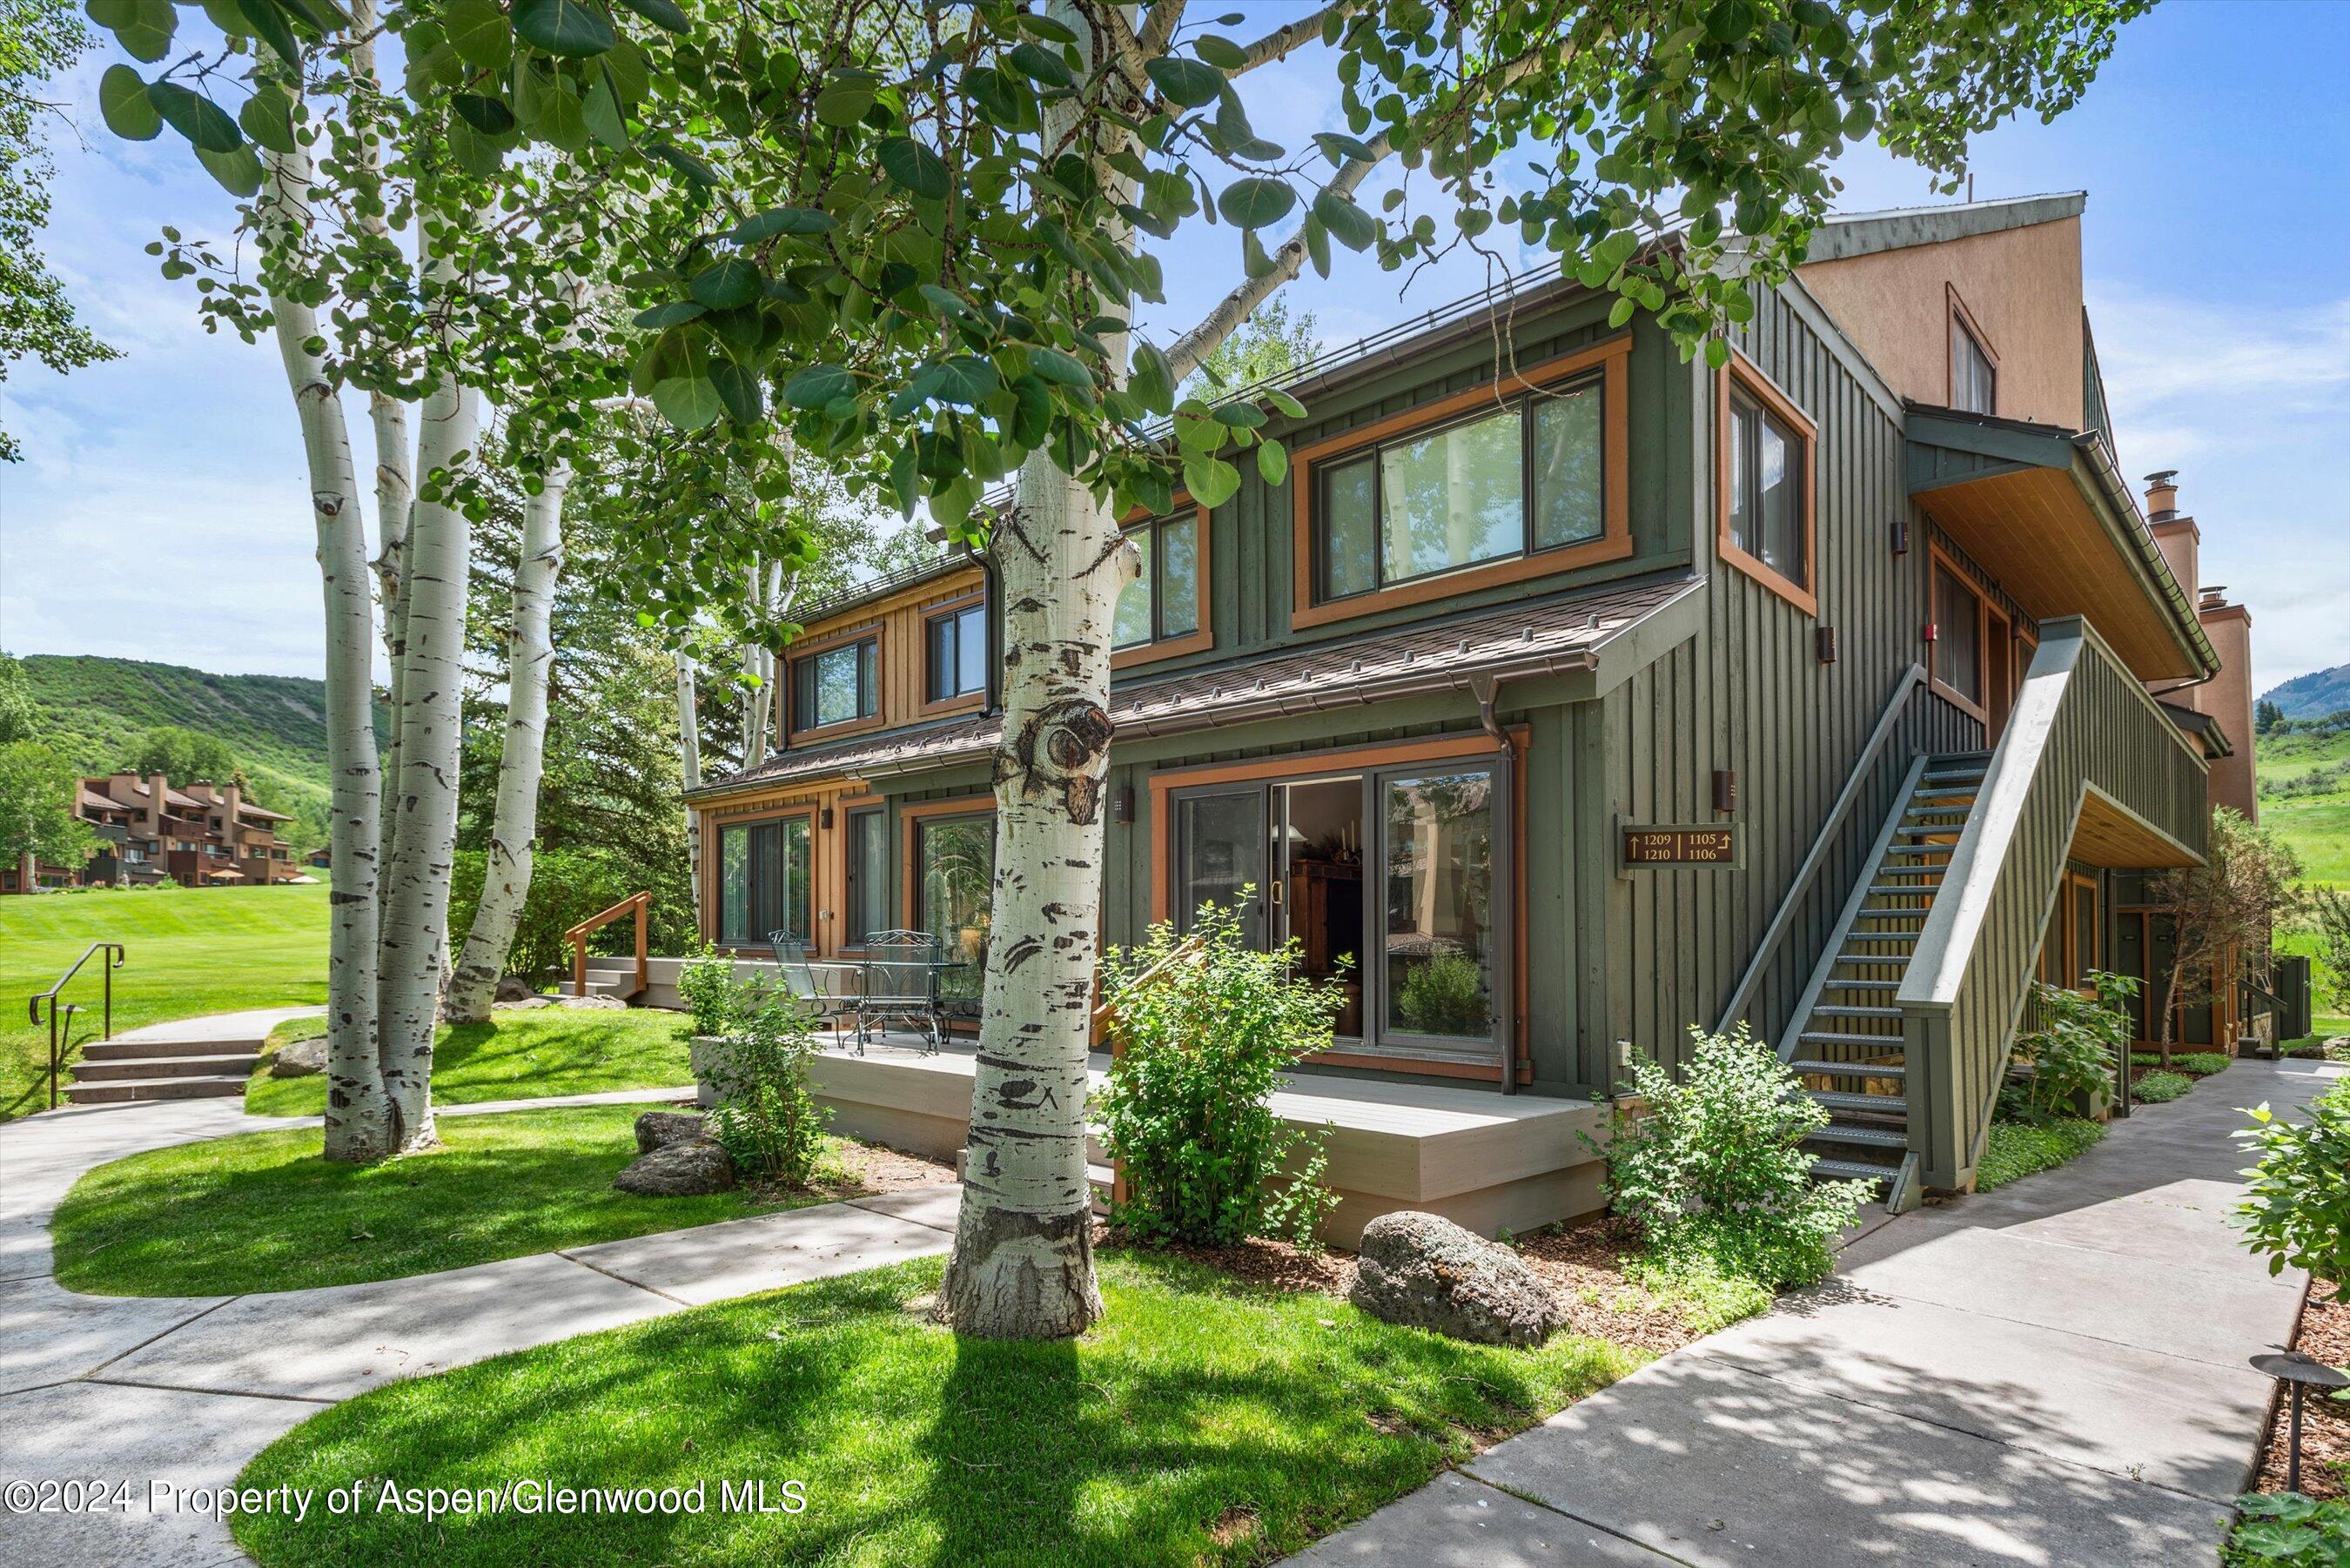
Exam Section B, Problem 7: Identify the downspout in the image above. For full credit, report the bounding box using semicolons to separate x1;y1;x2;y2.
1467;673;1521;1096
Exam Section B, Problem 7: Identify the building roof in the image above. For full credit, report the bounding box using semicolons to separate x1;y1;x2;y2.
691;573;1702;799
1803;192;2087;264
77;787;127;814
237;801;293;822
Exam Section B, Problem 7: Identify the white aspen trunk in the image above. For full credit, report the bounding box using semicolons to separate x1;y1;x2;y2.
442;452;568;1021
941;0;1139;1339
258;143;392;1163
675;648;702;893
375;265;480;1152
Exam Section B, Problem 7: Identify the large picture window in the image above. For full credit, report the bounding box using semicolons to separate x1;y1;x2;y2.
1716;355;1817;614
792;637;878;731
925;603;986;703
1314;377;1603;604
1113;512;1203;650
715;817;811;947
916;812;994;1007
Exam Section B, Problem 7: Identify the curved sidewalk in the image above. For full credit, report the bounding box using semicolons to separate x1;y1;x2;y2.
1292;1054;2344;1567
0;1010;958;1568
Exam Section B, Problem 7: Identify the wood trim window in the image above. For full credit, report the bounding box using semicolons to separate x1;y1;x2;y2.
714;811;814;948
923;597;987;707
789;633;880;735
1715;352;1818;616
899;798;996;1012
1928;544;1991;723
1288;336;1633;631
841;803;889;947
1947;285;1998;415
1111;503;1212;668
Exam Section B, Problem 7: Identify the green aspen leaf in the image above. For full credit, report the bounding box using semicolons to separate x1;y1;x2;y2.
1258;439;1289;486
1242;225;1273;278
1026;346;1091;392
1173;410;1223;454
1218;176;1295;230
812;72;877;127
1312;188;1377;251
1128;339;1173;413
1192;33;1248;70
511;0;614;59
1145;55;1222;108
709;359;762;423
1183;453;1241;510
238;88;298;153
782;363;855;409
733;206;832;243
195;142;264;197
652;373;722;430
937;356;1000;405
147;82;243;154
1007;41;1073;88
443;0;511;70
877;137;950;201
632;300;705;328
445;117;507;176
581;73;627;149
1264;387;1308;419
1608;294;1637;329
602;39;649;106
1212;402;1266;429
688;256;762;310
98;66;161;141
87;0;175;63
646;140;719;186
762;278;810;304
1706;0;1754;44
889;443;920;518
228;0;302;67
1304;214;1331;278
1009;374;1051;445
1312;131;1378;165
529;77;588;151
450;92;515;138
706;305;763;354
609;0;687;33
1704;336;1731;369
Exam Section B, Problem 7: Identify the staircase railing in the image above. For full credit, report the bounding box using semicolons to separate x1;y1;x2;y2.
566;893;649;999
1897;618;2209;1189
30;941;125;1110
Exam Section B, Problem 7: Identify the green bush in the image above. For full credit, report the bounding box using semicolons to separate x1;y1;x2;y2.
1095;896;1341;1248
1977;1118;2102;1191
2235;1093;2350;1284
2227;1493;2350;1565
1394;946;1489;1035
703;988;829;1187
677;946;736;1037
2016;969;2135;1117
1597;1026;1871;1290
2131;1049;2233;1075
2132;1070;2193;1104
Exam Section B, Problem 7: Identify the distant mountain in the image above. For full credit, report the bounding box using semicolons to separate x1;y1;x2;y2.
2261;662;2350;720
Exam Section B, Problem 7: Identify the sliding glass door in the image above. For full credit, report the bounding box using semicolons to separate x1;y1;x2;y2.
1377;767;1501;1056
1172;785;1266;948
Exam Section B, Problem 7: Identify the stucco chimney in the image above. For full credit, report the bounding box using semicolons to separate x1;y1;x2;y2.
2145;468;2199;608
2144;469;2180;522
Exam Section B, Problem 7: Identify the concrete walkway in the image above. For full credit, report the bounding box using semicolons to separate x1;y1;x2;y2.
1294;1054;2343;1567
0;1009;960;1568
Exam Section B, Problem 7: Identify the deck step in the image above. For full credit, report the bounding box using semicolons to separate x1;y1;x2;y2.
1810;1089;1907;1115
1883;845;1955;858
1790;1058;1906;1081
1807;1122;1910;1150
71;1053;258;1082
1813;1004;1904;1020
62;1075;249;1104
1837;947;1914;962
1800;1030;1906;1049
1823;978;1902;992
1865;884;1939;897
1810;1156;1896;1186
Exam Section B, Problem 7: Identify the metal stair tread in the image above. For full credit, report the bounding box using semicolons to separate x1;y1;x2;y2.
1790;1058;1906;1080
1809;1089;1907;1114
1810;1156;1896;1185
1813;1003;1904;1018
1807;1122;1909;1149
1800;1029;1906;1047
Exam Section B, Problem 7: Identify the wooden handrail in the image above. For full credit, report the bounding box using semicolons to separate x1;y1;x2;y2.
567;892;650;999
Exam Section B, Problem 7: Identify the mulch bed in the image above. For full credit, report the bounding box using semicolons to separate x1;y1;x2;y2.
749;1139;957;1204
1093;1223;1359;1297
2253;1277;2350;1500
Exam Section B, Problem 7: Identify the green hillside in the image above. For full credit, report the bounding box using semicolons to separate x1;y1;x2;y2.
2257;718;2350;890
2262;660;2350;720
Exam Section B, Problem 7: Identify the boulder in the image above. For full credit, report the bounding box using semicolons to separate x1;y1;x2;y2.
634;1109;709;1154
268;1036;328;1078
495;975;540;1002
613;1138;737;1196
1347;1210;1564;1348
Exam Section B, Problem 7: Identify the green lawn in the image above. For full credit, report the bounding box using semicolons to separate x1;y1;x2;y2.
232;1250;1641;1568
246;1008;695;1116
50;1103;844;1296
0;882;328;1122
1977;1117;2105;1191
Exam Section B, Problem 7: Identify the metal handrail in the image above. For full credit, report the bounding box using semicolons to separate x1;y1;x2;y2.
566;892;649;999
30;941;124;1110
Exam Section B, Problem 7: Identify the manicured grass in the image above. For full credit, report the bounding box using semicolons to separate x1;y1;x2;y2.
1977;1117;2105;1191
2263;793;2350;889
232;1250;1642;1568
0;882;328;1122
50;1103;845;1296
2132;1070;2194;1104
245;1008;695;1116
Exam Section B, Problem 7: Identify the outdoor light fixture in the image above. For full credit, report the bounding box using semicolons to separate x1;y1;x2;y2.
1712;768;1737;814
1112;786;1134;824
1816;626;1838;664
2253;1351;2350;1492
819;807;834;829
1890;516;1909;554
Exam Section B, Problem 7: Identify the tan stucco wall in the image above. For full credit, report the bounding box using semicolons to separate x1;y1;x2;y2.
2152;519;2200;605
2190;603;2258;820
1798;217;2085;427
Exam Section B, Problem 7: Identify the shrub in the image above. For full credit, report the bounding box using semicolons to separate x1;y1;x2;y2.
2016;969;2136;1116
1977;1118;2103;1190
1095;896;1342;1248
1597;1026;1871;1290
1394;946;1489;1035
2227;1494;2350;1566
2132;1070;2193;1104
2235;1093;2350;1284
677;946;737;1038
2176;1050;2233;1076
703;988;830;1186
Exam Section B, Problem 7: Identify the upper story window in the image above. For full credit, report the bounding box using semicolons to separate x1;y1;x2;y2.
791;636;877;731
1932;560;1986;709
1114;511;1203;649
925;601;986;703
1313;376;1603;605
1716;355;1817;614
1950;305;1996;414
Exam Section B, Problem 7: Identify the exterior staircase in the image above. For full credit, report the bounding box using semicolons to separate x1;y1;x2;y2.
64;1033;262;1104
1783;750;1992;1213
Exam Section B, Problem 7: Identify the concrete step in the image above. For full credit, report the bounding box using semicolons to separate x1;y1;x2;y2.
72;1052;258;1082
64;1075;249;1104
81;1035;256;1062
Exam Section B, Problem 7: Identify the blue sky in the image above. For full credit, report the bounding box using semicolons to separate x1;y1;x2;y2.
3;0;2345;691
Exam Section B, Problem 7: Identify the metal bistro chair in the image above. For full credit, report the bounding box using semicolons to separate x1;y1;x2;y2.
855;929;946;1055
768;932;853;1047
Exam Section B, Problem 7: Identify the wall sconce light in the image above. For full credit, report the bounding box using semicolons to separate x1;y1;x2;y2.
1890;516;1910;555
1816;626;1838;664
1112;787;1134;825
818;807;835;829
1712;768;1737;814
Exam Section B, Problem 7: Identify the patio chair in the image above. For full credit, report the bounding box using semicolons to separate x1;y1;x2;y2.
767;932;852;1047
854;929;946;1055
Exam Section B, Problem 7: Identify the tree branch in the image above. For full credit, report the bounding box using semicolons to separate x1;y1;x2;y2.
1228;3;1351;75
1135;0;1185;61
